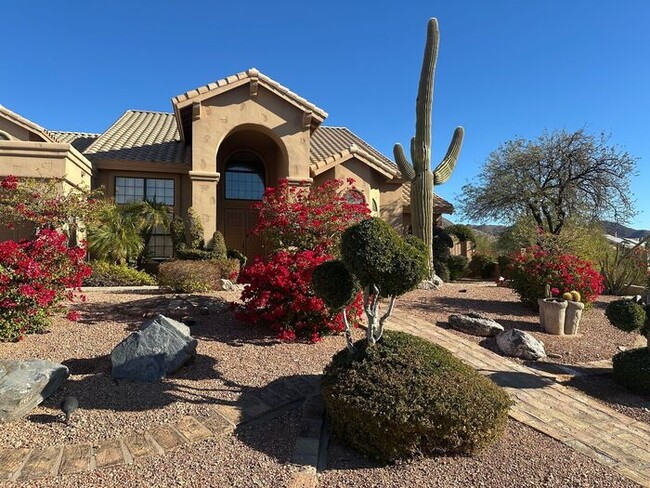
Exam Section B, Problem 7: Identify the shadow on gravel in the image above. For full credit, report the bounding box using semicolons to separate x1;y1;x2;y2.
564;374;650;414
234;373;321;463
488;371;555;389
419;296;535;318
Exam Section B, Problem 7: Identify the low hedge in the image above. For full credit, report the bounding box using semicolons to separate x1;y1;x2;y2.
322;330;511;463
612;348;650;395
157;259;240;293
84;261;156;287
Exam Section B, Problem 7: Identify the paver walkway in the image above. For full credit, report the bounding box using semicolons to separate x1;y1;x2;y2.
0;375;320;482
388;310;650;488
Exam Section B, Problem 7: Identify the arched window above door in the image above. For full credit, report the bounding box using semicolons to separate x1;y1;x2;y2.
224;151;265;200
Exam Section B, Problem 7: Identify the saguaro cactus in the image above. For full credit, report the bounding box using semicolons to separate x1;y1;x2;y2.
394;18;464;277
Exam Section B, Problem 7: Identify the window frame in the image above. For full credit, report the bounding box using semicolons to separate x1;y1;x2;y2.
223;151;266;201
114;176;175;206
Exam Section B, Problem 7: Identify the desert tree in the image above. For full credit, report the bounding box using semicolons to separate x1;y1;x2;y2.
460;129;637;235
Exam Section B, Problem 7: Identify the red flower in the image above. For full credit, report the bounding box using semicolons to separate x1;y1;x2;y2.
66;310;81;322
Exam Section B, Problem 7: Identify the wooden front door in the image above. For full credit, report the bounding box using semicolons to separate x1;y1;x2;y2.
223;202;264;261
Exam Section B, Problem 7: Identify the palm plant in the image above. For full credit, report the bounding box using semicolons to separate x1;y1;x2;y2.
126;201;171;267
87;202;144;265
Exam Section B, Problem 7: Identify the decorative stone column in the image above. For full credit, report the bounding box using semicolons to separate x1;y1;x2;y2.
188;170;220;241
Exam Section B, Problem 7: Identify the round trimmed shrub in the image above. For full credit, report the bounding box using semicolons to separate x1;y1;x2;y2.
312;260;358;310
322;330;511;463
605;300;647;333
612;348;650;395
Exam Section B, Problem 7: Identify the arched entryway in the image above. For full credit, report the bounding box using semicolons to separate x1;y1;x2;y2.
216;127;286;260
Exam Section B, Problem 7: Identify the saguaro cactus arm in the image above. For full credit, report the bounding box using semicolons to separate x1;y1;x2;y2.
433;126;465;184
394;143;415;180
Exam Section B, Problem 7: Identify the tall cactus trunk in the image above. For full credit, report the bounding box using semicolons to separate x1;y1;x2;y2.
412;170;435;273
394;18;464;281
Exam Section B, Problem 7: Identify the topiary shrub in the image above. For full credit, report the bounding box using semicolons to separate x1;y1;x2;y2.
158;259;240;293
467;253;497;279
604;298;650;395
322;330;511;463
605;299;647;333
612;348;650;395
447;255;469;281
84;261;156;287
433;226;452;280
212;231;227;260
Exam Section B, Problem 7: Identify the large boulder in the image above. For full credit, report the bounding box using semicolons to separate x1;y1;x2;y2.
448;313;504;337
0;360;69;422
111;314;198;383
496;329;546;360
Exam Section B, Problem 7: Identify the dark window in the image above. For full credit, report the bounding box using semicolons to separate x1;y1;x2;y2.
344;189;366;205
115;177;174;205
114;177;175;259
225;152;265;200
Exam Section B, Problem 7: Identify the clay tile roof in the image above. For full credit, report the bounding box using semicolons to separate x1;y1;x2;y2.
0;104;57;142
310;126;399;178
84;110;189;164
402;182;454;214
49;131;101;152
172;68;328;121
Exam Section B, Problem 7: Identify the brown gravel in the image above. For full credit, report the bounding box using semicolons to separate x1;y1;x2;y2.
399;281;640;364
321;420;640;488
399;281;650;424
0;289;352;449
0;286;646;487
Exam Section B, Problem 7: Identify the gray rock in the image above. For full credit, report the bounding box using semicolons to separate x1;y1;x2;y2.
496;329;546;360
0;360;69;422
418;275;443;290
111;314;198;383
448;313;504;337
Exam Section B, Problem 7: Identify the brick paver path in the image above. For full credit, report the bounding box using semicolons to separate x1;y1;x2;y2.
0;375;320;482
388;310;650;487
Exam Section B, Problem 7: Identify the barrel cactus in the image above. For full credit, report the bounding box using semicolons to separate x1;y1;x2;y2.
394;18;464;277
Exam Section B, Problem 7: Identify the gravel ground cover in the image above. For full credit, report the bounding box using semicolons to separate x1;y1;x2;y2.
0;286;646;486
399;281;650;424
321;420;639;488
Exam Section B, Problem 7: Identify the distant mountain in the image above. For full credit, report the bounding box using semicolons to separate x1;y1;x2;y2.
600;221;650;239
468;224;509;237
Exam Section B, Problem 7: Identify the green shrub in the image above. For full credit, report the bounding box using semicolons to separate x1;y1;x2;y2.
175;247;214;261
433;227;452;281
158;259;240;293
84;261;156;287
341;219;428;297
187;208;205;250
497;255;513;278
446;224;475;243
605;300;647;333
434;261;450;281
170;214;187;254
312;260;358;311
447;255;469;281
612;348;650;395
212;231;227;260
467;254;496;279
322;330;511;462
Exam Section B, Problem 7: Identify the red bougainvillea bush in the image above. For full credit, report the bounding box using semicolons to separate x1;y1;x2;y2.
0;176;97;341
235;178;369;342
509;244;604;310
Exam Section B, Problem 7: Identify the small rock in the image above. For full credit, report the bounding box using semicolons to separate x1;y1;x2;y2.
617;345;627;352
547;353;563;359
448;313;504;337
496;329;546;360
216;279;233;291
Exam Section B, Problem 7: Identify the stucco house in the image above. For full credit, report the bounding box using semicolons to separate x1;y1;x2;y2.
0;68;454;259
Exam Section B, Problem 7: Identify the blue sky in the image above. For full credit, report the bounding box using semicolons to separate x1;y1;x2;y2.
2;1;649;229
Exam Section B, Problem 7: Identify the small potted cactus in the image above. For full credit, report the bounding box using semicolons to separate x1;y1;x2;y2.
562;290;584;335
604;297;650;394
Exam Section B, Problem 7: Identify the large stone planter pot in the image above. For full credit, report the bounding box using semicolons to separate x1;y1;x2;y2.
539;299;567;335
538;298;546;326
564;301;584;335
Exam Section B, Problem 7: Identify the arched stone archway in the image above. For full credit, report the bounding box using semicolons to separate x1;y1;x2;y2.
216;128;286;260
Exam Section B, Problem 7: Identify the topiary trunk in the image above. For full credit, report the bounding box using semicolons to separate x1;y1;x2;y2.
394;18;464;278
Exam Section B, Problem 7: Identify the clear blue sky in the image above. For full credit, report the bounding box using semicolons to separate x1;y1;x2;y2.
2;1;649;229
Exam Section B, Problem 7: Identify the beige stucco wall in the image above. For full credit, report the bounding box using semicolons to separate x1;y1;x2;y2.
314;157;404;234
188;84;311;237
0;141;92;190
0;117;31;141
